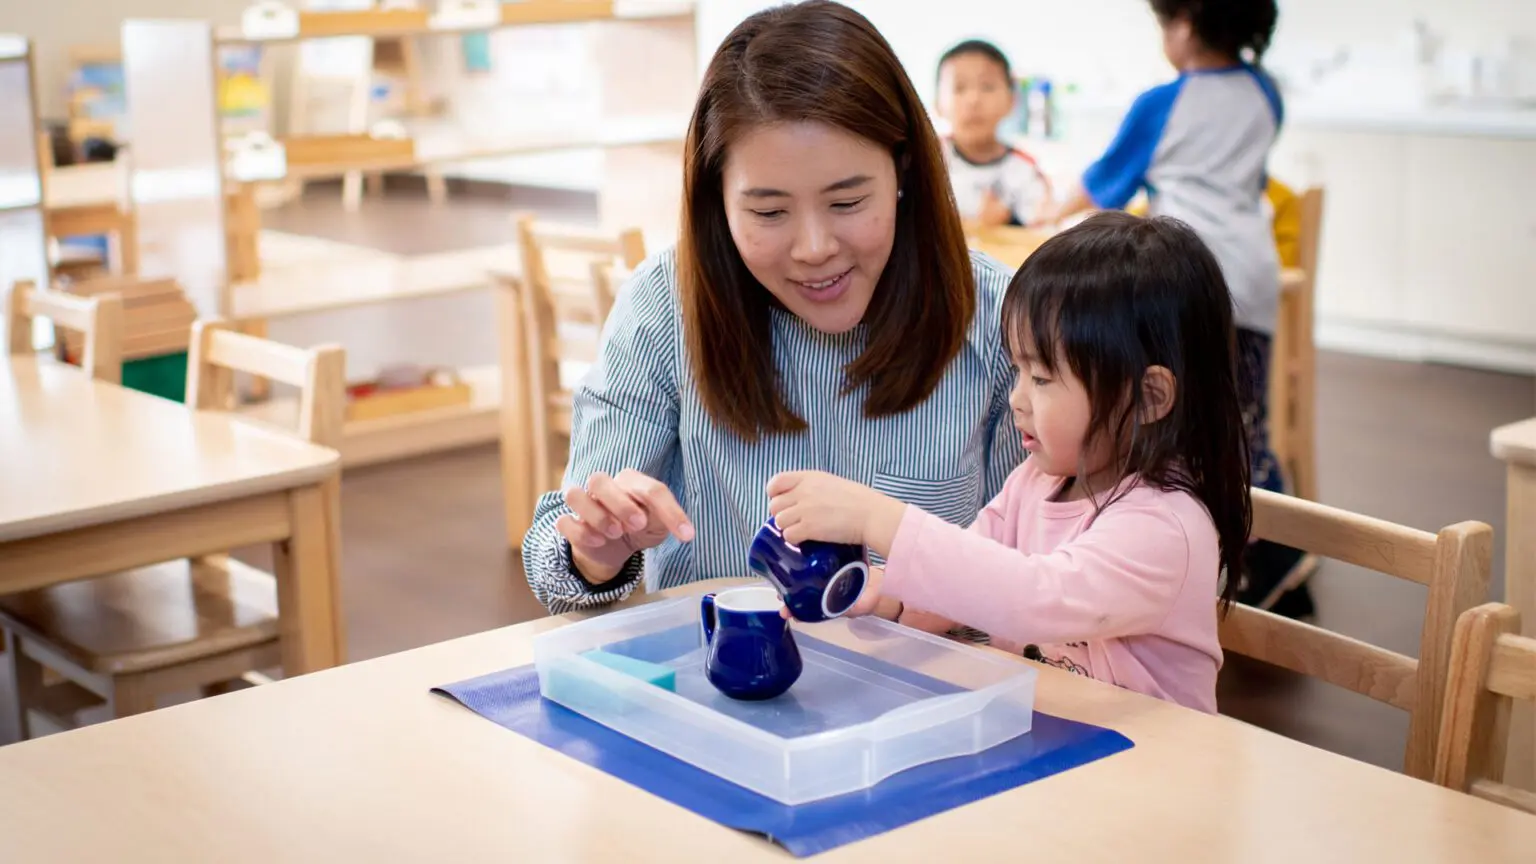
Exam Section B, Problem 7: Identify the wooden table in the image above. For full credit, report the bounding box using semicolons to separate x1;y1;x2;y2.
0;578;1530;861
963;223;1052;270
1491;417;1536;791
0;354;344;673
964;222;1309;289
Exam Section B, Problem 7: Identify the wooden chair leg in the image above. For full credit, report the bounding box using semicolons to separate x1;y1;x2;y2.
4;630;43;741
1291;335;1319;502
109;674;157;718
1268;292;1297;492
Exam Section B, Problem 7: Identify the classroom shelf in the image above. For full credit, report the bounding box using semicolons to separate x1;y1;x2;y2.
238;363;502;468
215;0;694;44
252;114;690;184
228;231;518;321
122;5;696;469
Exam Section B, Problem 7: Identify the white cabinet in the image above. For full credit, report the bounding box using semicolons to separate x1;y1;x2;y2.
1272;130;1411;327
1271;124;1536;373
1401;136;1536;344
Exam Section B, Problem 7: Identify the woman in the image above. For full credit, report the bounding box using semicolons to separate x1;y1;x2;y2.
523;0;1024;614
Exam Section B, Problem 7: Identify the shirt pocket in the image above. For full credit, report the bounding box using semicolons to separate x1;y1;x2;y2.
870;469;982;530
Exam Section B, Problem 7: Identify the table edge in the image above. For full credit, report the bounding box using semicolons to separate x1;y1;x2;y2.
0;454;339;542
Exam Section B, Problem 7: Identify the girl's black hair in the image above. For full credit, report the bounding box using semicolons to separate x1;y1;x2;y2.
937;38;1013;84
1001;211;1252;609
1150;0;1279;63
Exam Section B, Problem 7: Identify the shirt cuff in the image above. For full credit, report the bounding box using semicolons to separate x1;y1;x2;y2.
563;539;644;593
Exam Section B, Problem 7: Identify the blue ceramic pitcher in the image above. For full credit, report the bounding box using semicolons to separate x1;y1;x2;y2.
700;586;803;701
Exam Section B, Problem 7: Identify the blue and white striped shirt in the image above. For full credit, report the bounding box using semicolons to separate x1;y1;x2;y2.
522;246;1025;614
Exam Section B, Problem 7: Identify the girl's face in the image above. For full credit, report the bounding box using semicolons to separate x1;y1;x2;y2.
1008;342;1117;493
721;121;899;334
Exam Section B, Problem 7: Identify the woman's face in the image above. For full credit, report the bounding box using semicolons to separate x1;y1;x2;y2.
721;121;899;334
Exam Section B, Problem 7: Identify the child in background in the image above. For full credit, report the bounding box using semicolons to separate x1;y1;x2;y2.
1035;0;1310;617
766;213;1253;713
935;39;1052;227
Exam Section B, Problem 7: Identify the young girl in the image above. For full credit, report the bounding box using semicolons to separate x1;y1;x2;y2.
765;212;1252;713
1034;1;1306;616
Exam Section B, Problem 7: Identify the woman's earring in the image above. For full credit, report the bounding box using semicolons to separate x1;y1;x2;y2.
897;189;904;200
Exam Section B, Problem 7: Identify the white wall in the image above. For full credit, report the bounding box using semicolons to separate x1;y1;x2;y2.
695;0;1536;111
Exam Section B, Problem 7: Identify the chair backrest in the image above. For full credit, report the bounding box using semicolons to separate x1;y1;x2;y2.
1433;602;1536;814
1219;488;1493;780
589;260;631;325
185;319;345;448
1294;186;1325;282
6;279;124;383
512;215;645;491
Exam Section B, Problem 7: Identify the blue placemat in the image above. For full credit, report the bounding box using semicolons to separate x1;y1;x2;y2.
430;635;1133;857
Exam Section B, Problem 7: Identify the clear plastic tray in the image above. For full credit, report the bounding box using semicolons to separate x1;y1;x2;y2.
532;587;1037;805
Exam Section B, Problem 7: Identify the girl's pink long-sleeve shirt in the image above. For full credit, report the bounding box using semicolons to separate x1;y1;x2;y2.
882;458;1225;713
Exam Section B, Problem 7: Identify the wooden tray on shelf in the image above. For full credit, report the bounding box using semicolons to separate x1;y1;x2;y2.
281;134;416;169
345;366;472;423
297;7;432;37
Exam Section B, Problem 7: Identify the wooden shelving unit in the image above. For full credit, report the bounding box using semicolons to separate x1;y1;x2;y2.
120;2;698;466
262;112;689;183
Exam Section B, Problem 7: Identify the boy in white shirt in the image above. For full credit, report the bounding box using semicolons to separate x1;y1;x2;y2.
936;39;1052;227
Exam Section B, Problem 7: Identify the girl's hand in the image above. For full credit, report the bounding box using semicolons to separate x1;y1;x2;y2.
765;470;907;555
557;469;694;583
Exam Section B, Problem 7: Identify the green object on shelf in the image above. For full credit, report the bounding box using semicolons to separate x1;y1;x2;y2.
121;351;189;403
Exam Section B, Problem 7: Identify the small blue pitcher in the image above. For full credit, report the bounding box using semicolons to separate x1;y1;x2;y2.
700;586;803;701
748;516;869;623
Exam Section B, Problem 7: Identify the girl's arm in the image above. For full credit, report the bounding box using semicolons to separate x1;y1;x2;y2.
1038;81;1183;226
878;499;1196;648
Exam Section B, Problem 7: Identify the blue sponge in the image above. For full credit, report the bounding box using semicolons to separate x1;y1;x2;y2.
543;649;679;717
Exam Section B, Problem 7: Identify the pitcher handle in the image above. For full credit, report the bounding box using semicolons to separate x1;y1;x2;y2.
700;593;718;643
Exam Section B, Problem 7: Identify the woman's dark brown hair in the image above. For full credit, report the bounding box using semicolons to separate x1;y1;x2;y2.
678;0;975;440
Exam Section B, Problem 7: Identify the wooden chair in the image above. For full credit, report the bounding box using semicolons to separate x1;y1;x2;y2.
6;279;123;383
1220;488;1493;780
0;321;345;736
497;215;645;549
1267;186;1325;502
1433;602;1536;813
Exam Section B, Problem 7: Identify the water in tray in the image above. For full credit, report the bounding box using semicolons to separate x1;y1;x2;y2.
601;623;967;738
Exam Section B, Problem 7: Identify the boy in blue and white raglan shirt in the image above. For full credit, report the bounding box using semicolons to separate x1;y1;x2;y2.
1039;0;1313;618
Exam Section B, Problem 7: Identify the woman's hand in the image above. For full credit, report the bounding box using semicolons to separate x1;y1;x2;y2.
557;469;694;584
765;470;907;556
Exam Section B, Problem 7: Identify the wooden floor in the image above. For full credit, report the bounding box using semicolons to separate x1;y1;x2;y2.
2;184;1532;777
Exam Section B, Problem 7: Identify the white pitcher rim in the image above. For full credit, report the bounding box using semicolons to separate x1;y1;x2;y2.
713;585;783;613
